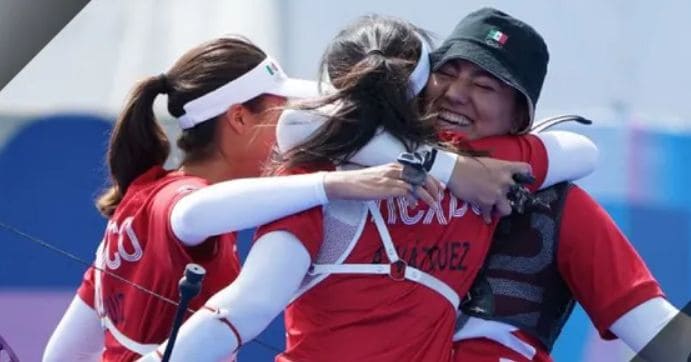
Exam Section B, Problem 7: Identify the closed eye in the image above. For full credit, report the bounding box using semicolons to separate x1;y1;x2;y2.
436;65;458;78
474;82;496;91
473;73;502;91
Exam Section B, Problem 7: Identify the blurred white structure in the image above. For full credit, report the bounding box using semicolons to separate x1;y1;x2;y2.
0;0;283;116
1;0;690;129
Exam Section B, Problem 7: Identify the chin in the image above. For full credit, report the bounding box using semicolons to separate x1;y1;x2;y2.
452;128;475;140
463;135;481;141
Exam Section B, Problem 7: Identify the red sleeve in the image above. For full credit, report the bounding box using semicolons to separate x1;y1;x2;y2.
467;135;548;192
254;207;324;262
76;266;95;308
557;186;664;339
253;166;326;262
147;178;225;261
150;178;206;244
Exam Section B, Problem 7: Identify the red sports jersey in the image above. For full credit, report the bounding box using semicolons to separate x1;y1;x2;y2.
254;135;548;362
452;186;664;361
77;166;241;362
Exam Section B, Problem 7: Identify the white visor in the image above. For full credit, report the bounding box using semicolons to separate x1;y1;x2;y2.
178;56;319;129
408;39;431;97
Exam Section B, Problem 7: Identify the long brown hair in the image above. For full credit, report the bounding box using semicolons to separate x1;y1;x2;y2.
282;15;438;169
97;37;267;217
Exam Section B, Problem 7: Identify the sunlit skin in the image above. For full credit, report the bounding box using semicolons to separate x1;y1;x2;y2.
182;94;287;182
224;94;287;178
424;59;525;140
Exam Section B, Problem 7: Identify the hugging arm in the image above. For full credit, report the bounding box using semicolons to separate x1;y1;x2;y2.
139;231;311;361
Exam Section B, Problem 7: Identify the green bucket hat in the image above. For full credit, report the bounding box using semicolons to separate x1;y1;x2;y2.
430;7;549;133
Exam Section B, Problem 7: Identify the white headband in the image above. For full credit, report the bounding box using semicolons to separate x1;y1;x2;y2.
177;56;318;129
408;39;431;97
321;36;431;98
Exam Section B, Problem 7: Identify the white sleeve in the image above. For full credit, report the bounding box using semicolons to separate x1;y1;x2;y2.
161;231;311;361
610;297;678;353
277;110;598;190
535;130;599;189
171;173;328;246
42;296;104;362
276;109;459;185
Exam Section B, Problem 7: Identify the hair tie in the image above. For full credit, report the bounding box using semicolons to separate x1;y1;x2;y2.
156;73;170;94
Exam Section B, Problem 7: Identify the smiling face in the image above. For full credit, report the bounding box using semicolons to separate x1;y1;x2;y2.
424;59;526;140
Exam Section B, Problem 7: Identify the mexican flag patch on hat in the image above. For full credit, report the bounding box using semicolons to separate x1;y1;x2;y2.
486;29;508;45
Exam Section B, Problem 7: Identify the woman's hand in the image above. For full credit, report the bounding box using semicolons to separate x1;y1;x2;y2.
324;163;443;208
447;156;533;223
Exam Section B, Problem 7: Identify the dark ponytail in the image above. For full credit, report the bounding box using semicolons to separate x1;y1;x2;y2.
96;75;170;217
97;36;267;217
283;15;437;169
